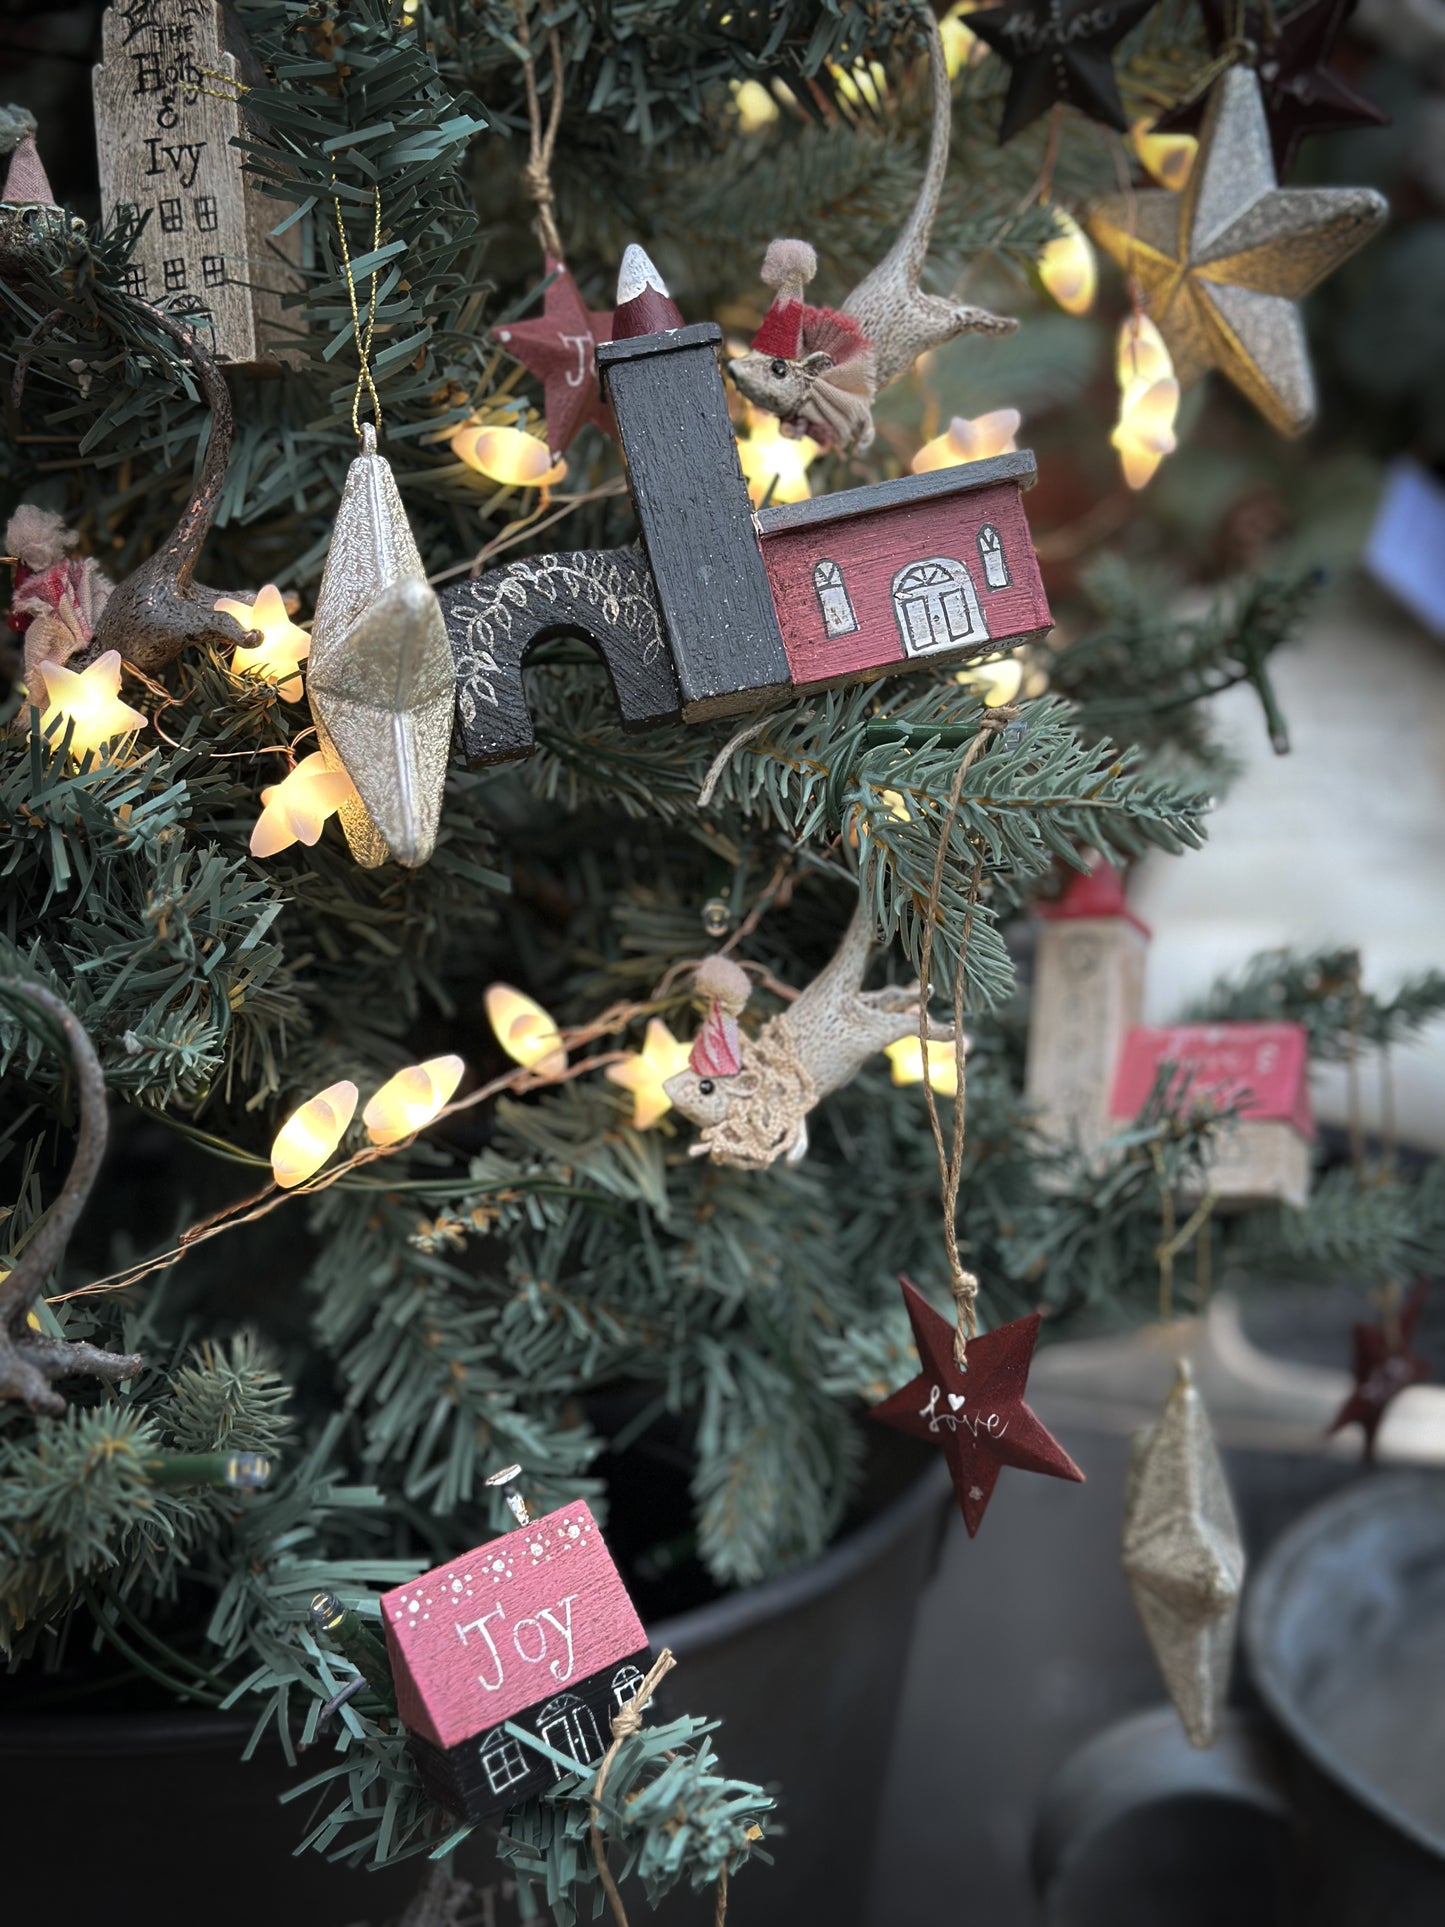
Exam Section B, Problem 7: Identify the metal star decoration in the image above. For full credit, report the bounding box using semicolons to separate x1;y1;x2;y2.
1122;1361;1244;1748
1154;0;1389;178
870;1277;1084;1535
306;425;454;869
1087;67;1387;434
492;256;614;460
968;0;1164;142
1327;1279;1430;1461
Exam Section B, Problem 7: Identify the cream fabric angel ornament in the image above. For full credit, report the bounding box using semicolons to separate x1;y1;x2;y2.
664;901;960;1169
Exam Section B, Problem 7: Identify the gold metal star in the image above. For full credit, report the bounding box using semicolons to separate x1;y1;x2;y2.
1088;69;1386;436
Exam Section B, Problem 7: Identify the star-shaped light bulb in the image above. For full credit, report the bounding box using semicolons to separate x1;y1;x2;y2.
485;984;567;1078
35;650;146;759
363;1055;466;1146
1130;120;1197;190
1113;314;1179;489
271;1078;359;1188
450;422;568;490
731;79;782;129
1037;209;1097;315
214;585;311;701
956;654;1026;706
911;409;1021;474
941;2;989;73
250;751;358;858
736;411;821;506
605;1019;693;1130
885;1036;964;1096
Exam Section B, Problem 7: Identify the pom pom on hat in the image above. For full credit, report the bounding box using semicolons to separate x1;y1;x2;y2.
751;238;818;360
694;954;752;1017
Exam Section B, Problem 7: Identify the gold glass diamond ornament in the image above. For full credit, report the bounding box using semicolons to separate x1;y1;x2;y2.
1122;1360;1245;1748
306;425;454;868
1087;68;1386;435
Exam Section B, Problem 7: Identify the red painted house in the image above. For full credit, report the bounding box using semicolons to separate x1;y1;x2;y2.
757;452;1052;691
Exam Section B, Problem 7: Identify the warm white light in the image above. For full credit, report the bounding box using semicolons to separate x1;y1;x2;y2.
215;584;311;702
885;1037;962;1096
35;650;146;758
605;1019;693;1130
485;984;567;1078
941;2;988;73
450;422;567;488
1113;315;1179;490
362;1054;465;1145
736;412;821;506
956;655;1025;706
249;751;357;858
828;58;889;107
1131;120;1198;191
271;1079;358;1188
731;79;781;130
1037;209;1097;316
911;409;1021;473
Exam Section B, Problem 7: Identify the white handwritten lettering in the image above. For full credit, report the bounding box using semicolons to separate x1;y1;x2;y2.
456;1600;506;1691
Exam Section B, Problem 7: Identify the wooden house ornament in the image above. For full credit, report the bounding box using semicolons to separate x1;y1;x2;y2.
1110;1022;1314;1210
1025;861;1150;1162
92;0;302;367
382;1500;650;1821
444;247;1052;764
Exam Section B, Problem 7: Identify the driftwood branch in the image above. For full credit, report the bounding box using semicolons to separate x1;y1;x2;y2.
0;978;143;1415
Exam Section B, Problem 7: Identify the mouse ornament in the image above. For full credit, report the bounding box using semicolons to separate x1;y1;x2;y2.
728;10;1016;453
663;901;958;1169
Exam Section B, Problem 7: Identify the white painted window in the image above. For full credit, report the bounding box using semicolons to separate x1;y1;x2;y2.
479;1725;529;1796
814;559;858;637
977;525;1010;590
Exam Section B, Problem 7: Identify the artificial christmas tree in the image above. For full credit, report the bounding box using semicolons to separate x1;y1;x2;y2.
3;5;1444;1924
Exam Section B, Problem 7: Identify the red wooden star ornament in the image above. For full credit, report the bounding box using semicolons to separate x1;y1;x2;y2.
871;1277;1084;1534
1327;1280;1431;1461
492;256;615;459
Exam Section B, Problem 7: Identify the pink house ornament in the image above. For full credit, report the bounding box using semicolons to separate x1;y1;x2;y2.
1110;1022;1314;1209
382;1500;650;1820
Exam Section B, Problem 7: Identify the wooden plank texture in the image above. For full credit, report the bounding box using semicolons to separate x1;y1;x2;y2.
599;323;791;720
383;1501;648;1752
761;474;1052;691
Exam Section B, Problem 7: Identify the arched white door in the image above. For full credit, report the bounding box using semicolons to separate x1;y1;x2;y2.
892;556;989;656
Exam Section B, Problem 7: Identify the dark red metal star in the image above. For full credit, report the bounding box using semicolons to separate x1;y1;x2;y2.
491;257;615;460
1154;0;1388;178
871;1277;1085;1535
1328;1280;1431;1462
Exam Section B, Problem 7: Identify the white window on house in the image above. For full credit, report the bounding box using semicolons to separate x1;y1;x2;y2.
612;1664;644;1709
478;1725;529;1798
891;557;989;656
813;559;858;638
537;1694;603;1779
977;525;1010;590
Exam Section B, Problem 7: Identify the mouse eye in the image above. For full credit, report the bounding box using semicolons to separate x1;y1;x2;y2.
698;1078;715;1096
769;358;788;379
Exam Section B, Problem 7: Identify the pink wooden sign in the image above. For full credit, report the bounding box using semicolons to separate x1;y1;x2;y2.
1110;1023;1314;1136
381;1501;646;1751
758;465;1051;692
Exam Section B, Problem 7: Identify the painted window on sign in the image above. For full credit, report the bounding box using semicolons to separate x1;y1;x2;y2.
612;1664;644;1709
813;559;858;638
977;525;1010;590
892;557;990;656
479;1725;529;1797
537;1694;602;1778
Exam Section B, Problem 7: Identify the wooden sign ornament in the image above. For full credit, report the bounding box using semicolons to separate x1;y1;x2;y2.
381;1467;652;1822
728;9;1016;453
91;0;302;368
444;244;1051;765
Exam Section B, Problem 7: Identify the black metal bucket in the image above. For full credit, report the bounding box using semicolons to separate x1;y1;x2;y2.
1033;1469;1445;1926
0;1449;951;1927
